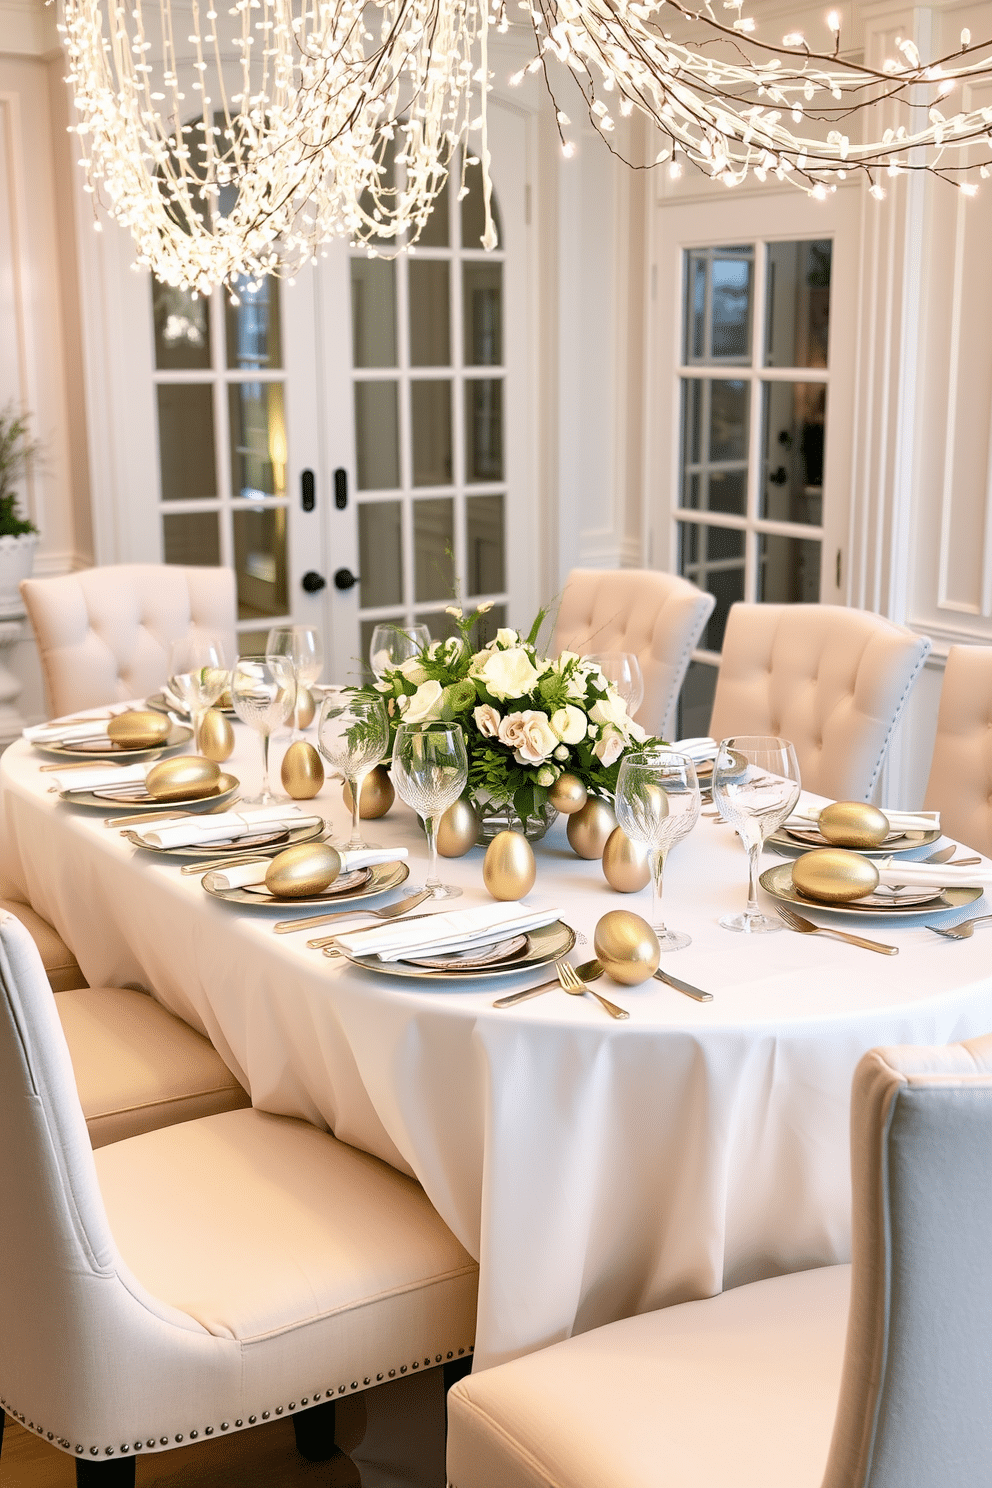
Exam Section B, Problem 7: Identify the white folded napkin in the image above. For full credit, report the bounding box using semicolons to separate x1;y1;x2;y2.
25;720;113;746
672;737;718;764
788;803;941;833
50;763;149;794
204;845;408;892
137;806;320;850
336;903;559;962
876;858;991;890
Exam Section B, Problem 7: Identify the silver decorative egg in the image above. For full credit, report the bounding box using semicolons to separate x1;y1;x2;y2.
818;801;890;849
281;740;324;798
107;710;171;749
593;910;661;985
602;827;652;892
145;755;221;801
264;843;342;898
483;830;536;901
566;797;617;860
792;848;880;903
198;708;235;763
437;797;480;857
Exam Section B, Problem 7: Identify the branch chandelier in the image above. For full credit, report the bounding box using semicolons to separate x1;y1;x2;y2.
58;0;992;294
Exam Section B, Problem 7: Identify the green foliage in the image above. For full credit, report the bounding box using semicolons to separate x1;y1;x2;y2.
0;406;40;537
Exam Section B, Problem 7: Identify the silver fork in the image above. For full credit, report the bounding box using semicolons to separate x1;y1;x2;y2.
775;904;898;955
929;913;992;941
273;888;432;936
556;959;629;1019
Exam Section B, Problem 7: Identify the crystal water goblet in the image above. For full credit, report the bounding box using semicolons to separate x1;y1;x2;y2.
614;748;701;950
391;722;468;899
166;633;228;753
266;625;324;736
317;691;391;849
369;623;432;681
713;735;802;933
230;656;295;805
586;652;645;718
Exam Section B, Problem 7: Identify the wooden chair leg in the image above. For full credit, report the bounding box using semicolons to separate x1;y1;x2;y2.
75;1455;137;1485
0;1407;5;1457
292;1398;340;1461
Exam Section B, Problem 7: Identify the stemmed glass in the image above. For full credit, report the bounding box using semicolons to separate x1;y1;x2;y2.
166;633;228;753
369;623;432;680
713;735;802;933
391;722;468;899
614;749;701;951
587;652;645;718
230;656;295;805
266;625;324;737
317;691;391;849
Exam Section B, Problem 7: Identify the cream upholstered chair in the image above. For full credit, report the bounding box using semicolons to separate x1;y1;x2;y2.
0;912;478;1485
708;603;931;800
0;895;85;991
923;644;992;856
448;1032;992;1488
21;564;237;718
551;569;715;738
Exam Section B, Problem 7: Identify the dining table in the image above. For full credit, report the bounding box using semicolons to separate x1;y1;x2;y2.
3;715;992;1381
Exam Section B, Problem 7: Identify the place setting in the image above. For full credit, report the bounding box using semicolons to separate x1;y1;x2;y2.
25;708;193;762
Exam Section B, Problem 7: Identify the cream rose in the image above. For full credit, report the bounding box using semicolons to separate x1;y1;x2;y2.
550;704;588;745
473;646;541;701
474;703;501;738
590;694;631;730
403;680;444;724
498;709;558;764
399;656;430;686
592;727;625;767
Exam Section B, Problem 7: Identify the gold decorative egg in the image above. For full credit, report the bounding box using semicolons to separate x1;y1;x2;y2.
106;711;171;749
566;797;617;860
818;801;890;849
294;686;316;730
216;688;233;711
548;772;588;815
792;848;880;904
265;843;342;898
342;764;395;819
593;910;661;985
602;827;652;892
198;708;235;762
145;755;221;801
281;740;324;799
437;797;480;857
483;830;536;901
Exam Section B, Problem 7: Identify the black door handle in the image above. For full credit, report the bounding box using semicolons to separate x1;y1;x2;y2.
768;466;789;486
333;568;360;592
301;571;327;593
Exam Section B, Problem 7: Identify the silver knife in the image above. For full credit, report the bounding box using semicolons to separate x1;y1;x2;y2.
653;968;714;1002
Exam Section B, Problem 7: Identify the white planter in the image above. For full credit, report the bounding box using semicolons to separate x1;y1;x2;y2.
0;532;38;617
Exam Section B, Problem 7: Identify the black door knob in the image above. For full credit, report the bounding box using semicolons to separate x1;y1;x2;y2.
768;466;789;487
301;571;327;593
333;568;360;592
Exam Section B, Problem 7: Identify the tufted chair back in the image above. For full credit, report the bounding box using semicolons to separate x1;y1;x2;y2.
21;565;237;718
923;645;992;855
551;569;715;738
708;603;931;801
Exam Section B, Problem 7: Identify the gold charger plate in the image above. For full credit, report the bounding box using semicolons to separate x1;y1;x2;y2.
202;858;410;909
767;825;941;857
759;861;982;917
338;919;577;981
61;773;240;813
121;817;325;858
32;721;193;762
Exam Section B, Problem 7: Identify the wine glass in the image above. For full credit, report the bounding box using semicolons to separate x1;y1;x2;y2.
587;652;645;718
230;656;295;805
713;735;802;933
369;623;432;681
317;691;391;849
166;633;228;752
614;749;701;951
266;625;324;736
391;722;468;899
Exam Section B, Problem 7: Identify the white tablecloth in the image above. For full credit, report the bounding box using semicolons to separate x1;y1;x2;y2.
5;726;992;1372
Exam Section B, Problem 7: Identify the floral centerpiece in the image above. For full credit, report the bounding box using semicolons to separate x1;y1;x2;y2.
372;603;660;839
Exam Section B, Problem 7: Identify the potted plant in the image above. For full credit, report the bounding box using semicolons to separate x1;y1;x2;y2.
0;405;41;615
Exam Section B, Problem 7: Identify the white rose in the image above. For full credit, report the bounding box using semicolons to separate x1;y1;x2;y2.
590;694;631;730
399;656;430;686
554;744;569;761
474;703;501;738
592;727;625;767
404;680;444;724
498;710;558;764
550;704;587;745
474;646;541;701
536;765;556;787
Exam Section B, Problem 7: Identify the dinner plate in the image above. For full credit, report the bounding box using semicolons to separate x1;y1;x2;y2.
338;919;577;981
766;825;941;857
202;858;410;908
31;722;193;762
121;818;326;858
759;861;982;917
406;933;529;970
61;773;240;813
241;868;371;899
145;690;236;719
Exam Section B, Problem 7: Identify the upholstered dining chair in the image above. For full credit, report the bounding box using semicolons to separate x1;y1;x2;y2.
21;564;237;718
447;1031;992;1488
923;644;992;856
551;569;715;738
708;603;931;800
0;894;85;991
0;911;478;1486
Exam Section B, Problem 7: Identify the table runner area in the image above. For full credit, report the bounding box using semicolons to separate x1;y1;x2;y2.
4;721;992;1371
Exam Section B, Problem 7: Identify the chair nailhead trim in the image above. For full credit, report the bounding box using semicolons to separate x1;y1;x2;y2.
189;1430;198;1439
262;1411;270;1420
205;1426;213;1435
174;1434;183;1442
248;1416;257;1425
221;1423;229;1431
274;1407;283;1416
